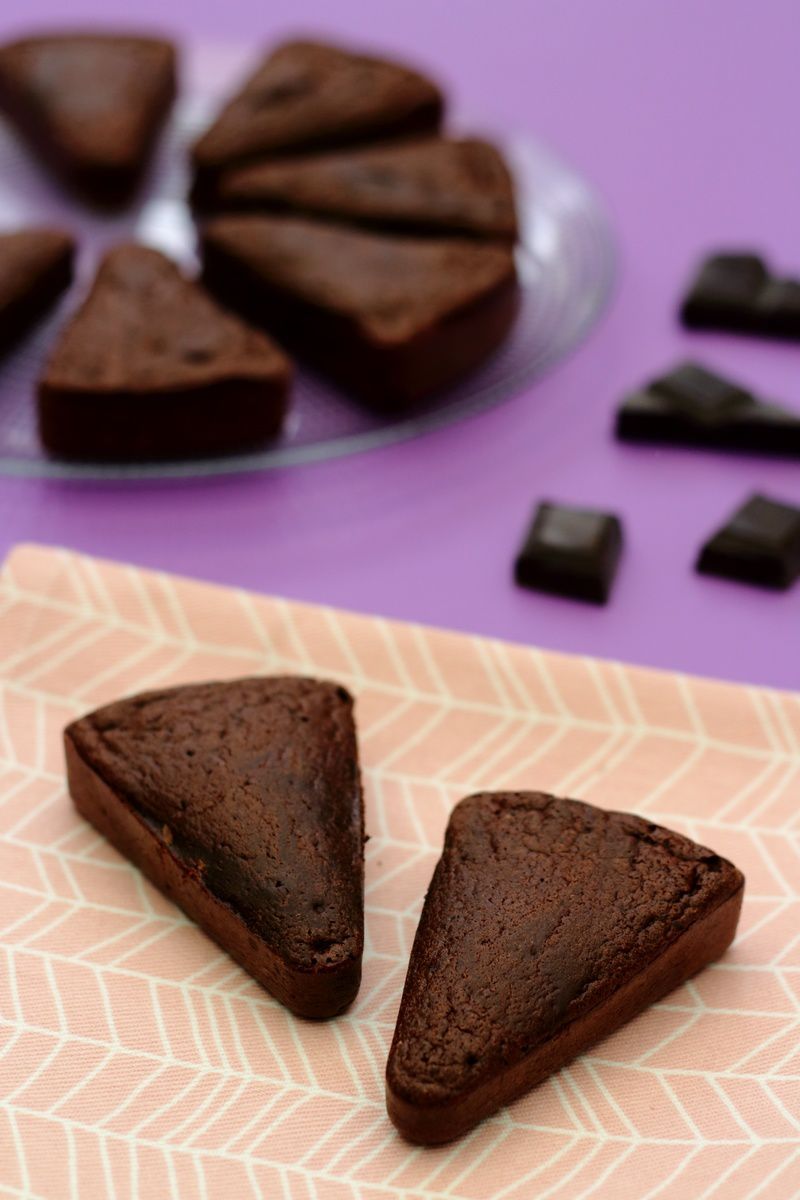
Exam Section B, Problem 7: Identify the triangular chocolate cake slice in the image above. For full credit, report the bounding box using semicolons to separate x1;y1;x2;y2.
39;243;291;461
0;33;176;207
201;214;518;409
0;227;74;357
209;137;518;240
191;39;443;198
387;791;744;1143
65;677;364;1018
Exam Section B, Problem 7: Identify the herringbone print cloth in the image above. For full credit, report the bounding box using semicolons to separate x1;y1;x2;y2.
0;545;798;1200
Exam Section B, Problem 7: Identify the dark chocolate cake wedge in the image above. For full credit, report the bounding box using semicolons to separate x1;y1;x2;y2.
201;214;518;409
387;791;744;1144
191;39;443;201
39;243;291;461
207;137;518;241
65;677;364;1019
0;33;176;208
0;227;74;357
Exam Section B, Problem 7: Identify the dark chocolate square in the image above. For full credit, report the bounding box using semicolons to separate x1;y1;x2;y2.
681;253;768;332
615;360;800;456
650;362;752;423
696;494;800;590
757;278;800;339
514;502;623;604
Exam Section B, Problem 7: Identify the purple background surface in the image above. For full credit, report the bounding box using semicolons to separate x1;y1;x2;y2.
0;0;798;690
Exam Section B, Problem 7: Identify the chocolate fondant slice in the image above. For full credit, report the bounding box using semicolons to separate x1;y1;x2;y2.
208;137;518;240
0;33;176;207
39;243;291;461
65;677;364;1018
0;228;74;357
696;493;800;590
387;791;744;1144
201;214;518;410
616;362;800;456
192;39;443;197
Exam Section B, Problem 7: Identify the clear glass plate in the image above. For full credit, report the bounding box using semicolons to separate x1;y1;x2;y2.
0;72;615;480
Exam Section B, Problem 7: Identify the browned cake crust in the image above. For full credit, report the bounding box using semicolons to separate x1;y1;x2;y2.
191;39;443;197
39;243;292;461
0;33;176;208
205;137;518;240
386;792;745;1144
201;214;518;410
65;677;364;1019
0;228;74;356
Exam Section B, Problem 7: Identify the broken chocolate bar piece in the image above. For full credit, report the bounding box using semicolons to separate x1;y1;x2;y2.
616;361;800;456
696;493;800;590
514;501;623;604
681;251;800;340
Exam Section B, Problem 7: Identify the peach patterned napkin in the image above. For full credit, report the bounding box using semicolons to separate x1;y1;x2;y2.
0;544;798;1199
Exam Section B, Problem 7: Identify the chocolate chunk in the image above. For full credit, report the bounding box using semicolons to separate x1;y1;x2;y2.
514;502;623;604
616;361;800;456
680;251;800;341
201;214;517;410
681;253;767;331
39;244;291;462
0;34;176;208
757;278;800;339
65;676;364;1018
696;494;800;590
386;791;744;1144
0;228;74;357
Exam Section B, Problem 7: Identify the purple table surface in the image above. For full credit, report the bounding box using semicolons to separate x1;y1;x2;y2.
1;0;798;691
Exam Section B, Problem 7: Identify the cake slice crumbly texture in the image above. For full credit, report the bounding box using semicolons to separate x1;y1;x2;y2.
191;38;443;194
201;214;518;409
0;33;176;207
209;136;518;241
0;227;74;357
387;791;744;1143
39;243;292;461
65;677;364;1019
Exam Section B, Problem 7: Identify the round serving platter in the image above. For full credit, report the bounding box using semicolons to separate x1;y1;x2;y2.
0;47;615;480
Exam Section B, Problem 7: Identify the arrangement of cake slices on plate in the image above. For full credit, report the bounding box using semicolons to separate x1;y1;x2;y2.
0;30;521;462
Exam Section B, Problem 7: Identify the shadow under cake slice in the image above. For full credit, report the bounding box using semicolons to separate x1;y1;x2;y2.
38;243;291;461
0;32;176;208
386;791;744;1144
206;136;518;241
201;214;518;410
65;677;364;1019
0;227;74;357
191;39;443;201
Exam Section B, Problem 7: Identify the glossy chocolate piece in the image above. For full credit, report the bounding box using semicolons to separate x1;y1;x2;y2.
681;251;800;340
696;494;800;590
616;361;800;456
514;502;623;604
